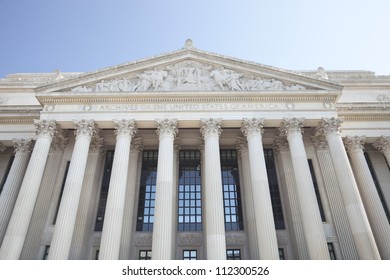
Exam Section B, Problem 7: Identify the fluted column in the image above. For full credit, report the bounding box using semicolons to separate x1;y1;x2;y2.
200;118;226;260
0;139;33;245
236;138;259;260
48;120;97;260
273;136;309;259
0;120;58;259
241;118;279;259
311;135;359;259
99;120;137;259
344;136;390;259
373;136;390;165
280;118;329;260
119;138;143;259
152;119;177;260
69;132;104;260
318;117;380;259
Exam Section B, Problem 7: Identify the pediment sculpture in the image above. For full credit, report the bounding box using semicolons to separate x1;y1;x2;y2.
71;61;306;93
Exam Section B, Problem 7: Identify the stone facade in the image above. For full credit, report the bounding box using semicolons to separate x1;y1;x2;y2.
0;40;389;260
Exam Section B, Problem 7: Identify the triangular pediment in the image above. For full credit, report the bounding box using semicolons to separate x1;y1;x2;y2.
36;41;342;94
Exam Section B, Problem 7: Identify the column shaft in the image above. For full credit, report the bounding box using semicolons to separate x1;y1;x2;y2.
345;136;390;259
242;119;279;259
99;120;137;259
119;138;142;259
319;118;380;259
0;120;58;259
152;119;177;260
201;118;226;260
48;120;97;260
0;139;32;245
280;118;330;260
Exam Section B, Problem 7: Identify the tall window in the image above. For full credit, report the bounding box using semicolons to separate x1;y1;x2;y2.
94;151;114;231
136;151;158;231
0;155;14;194
364;153;390;223
53;161;70;224
264;149;285;229
226;249;241;260
308;159;326;222
178;150;202;231
220;150;244;231
278;248;285;260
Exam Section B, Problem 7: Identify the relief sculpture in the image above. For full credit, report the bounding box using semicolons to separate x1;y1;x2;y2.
71;60;306;93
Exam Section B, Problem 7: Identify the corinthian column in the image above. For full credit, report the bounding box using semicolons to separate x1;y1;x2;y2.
280;118;329;260
200;118;226;260
0;139;33;245
99;120;137;259
152;119;177;260
119;138;143;259
318;118;380;259
48;120;97;260
344;136;390;259
0;120;58;259
241;118;279;259
373;136;390;165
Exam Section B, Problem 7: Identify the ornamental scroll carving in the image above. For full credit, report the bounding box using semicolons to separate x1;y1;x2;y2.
71;61;306;93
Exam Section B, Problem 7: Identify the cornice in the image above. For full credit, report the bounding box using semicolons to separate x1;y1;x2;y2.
36;90;339;104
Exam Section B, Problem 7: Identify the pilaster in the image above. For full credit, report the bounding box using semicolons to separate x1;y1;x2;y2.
373;136;390;165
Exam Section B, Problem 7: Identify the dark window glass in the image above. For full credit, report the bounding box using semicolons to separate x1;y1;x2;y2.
183;250;197;260
0;155;14;195
364;153;390;223
278;248;285;260
53;161;70;224
264;149;285;229
136;151;158;231
94;151;114;231
178;150;202;231
327;243;336;260
43;245;50;260
226;249;241;260
139;250;152;260
95;250;99;260
220;150;244;231
308;159;326;222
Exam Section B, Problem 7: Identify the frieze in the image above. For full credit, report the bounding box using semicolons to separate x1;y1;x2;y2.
70;60;307;93
82;102;282;112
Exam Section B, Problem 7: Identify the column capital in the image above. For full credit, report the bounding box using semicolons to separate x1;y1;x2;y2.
311;135;328;150
156;119;178;138
113;119;138;139
236;137;248;154
200;118;222;139
131;137;144;153
34;119;58;139
241;118;264;138
272;136;289;155
279;117;305;137
317;117;343;136
73;119;97;140
373;136;390;153
12;139;34;155
344;136;366;152
89;129;105;153
51;128;68;151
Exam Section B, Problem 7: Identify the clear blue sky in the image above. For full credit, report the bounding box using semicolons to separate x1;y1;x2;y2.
1;0;389;78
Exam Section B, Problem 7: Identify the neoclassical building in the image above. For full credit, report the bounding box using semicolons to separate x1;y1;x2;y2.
0;40;389;260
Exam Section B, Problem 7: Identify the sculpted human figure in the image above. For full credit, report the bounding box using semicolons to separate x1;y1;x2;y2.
226;70;243;91
210;67;228;90
95;80;110;91
135;73;152;91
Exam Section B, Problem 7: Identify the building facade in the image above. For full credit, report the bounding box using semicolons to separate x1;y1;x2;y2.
0;40;389;260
